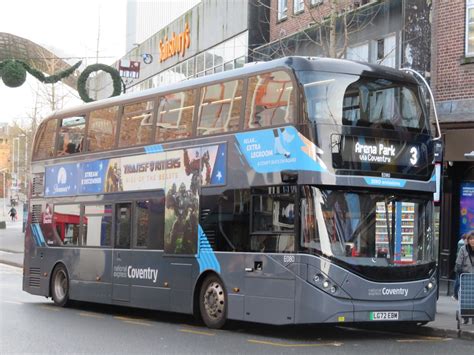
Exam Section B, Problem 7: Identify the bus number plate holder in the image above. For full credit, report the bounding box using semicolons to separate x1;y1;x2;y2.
370;311;399;321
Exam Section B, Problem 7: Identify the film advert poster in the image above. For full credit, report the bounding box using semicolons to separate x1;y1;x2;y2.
44;144;227;254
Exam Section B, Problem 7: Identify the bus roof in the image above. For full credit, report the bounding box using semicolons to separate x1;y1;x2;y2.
46;56;418;121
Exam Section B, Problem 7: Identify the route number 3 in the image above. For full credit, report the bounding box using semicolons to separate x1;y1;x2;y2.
410;147;418;166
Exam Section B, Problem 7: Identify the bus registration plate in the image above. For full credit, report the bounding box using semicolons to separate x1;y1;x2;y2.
370;311;399;321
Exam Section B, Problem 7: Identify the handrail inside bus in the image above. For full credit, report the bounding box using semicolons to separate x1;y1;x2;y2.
401;68;442;141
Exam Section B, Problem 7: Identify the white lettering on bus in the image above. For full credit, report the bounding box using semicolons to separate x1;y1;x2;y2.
381;287;408;297
127;266;158;283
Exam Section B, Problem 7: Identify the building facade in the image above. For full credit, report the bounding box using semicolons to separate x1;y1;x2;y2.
125;0;201;53
253;0;431;76
432;0;474;284
93;0;269;100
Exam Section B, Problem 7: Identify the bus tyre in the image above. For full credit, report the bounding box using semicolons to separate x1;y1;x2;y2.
51;265;70;307
199;275;227;329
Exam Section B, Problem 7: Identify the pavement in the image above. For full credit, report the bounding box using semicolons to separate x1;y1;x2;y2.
1;213;473;341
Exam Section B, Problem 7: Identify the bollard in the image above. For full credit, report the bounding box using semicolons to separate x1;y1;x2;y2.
0;220;6;229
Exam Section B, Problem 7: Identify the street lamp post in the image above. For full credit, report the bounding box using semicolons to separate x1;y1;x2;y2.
0;168;6;218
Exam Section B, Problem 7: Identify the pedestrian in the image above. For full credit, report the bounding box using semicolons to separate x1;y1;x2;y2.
453;233;468;300
454;231;474;324
8;207;17;221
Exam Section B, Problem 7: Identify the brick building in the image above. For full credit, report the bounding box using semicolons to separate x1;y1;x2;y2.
432;0;474;284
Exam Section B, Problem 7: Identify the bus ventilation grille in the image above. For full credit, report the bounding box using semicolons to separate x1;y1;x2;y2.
29;267;41;288
31;205;42;224
32;174;44;197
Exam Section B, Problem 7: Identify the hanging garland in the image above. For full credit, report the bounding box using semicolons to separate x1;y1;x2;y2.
77;63;124;103
0;59;124;103
0;59;82;88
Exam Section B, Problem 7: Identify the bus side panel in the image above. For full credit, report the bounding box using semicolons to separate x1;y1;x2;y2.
243;254;296;325
129;251;171;312
294;276;355;324
41;247;113;305
214;254;246;321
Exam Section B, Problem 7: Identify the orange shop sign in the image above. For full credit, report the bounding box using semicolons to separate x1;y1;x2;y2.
159;22;191;62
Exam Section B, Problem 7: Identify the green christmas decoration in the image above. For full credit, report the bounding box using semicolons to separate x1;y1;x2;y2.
0;60;27;87
77;63;124;103
0;59;124;103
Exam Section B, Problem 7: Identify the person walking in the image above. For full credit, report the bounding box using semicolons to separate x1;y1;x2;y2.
455;231;474;324
453;234;468;300
8;207;17;221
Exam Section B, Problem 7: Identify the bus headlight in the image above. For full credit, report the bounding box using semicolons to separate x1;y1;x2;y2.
427;282;433;290
323;280;330;289
330;285;337;293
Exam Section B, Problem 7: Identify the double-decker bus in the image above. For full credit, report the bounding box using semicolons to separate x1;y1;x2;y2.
24;57;439;329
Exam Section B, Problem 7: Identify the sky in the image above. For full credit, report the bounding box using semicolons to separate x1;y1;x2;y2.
0;0;127;124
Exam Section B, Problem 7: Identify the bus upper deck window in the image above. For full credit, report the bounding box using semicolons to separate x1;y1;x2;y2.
156;90;195;142
88;106;119;152
34;119;57;160
197;80;243;136
245;71;295;129
57;116;85;156
119;101;154;147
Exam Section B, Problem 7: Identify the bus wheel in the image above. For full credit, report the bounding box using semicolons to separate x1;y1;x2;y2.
51;265;70;307
199;275;227;329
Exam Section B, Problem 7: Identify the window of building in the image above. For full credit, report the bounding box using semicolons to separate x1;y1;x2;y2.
53;204;81;246
372;34;396;68
346;42;369;62
467;0;474;56
57;116;85;156
82;205;112;247
245;71;295;129
119;101;154;147
293;0;304;13
310;0;323;6
88;106;119;152
197;80;243;135
156;90;195;142
34;119;57;160
278;0;288;21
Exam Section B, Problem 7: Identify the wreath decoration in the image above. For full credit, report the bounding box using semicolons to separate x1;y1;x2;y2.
0;59;82;88
77;63;124;103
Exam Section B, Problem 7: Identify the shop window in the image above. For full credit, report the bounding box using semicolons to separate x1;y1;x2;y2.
57;116;85;156
34;119;57;160
245;71;295;129
197;80;243;135
88;106;119;152
82;205;112;247
119;101;154;147
155;90;195;142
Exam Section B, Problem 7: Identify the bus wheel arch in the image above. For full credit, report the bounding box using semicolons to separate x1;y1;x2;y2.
50;262;70;307
194;271;227;329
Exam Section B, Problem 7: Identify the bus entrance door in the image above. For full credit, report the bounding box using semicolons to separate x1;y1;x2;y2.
112;203;133;303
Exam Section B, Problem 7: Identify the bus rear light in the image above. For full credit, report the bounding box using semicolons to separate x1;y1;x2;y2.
233;288;240;293
164;282;169;287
